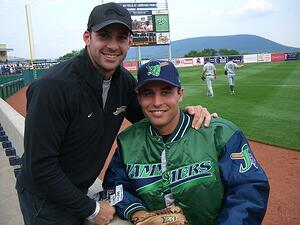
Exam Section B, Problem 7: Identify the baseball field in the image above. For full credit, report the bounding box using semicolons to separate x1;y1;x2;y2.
5;60;300;225
177;60;300;151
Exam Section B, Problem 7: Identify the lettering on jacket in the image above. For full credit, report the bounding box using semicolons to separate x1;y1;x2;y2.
126;161;213;186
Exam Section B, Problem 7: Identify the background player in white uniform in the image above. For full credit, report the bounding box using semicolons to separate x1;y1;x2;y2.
224;59;244;95
202;59;217;97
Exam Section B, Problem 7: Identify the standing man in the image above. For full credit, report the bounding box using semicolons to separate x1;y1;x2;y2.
224;59;244;95
202;58;217;97
15;3;215;225
103;60;269;225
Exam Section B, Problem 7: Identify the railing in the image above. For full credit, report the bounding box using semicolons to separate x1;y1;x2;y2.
0;74;23;84
0;68;48;100
0;78;25;100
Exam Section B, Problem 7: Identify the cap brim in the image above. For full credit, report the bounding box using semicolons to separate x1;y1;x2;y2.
91;19;133;34
135;78;181;91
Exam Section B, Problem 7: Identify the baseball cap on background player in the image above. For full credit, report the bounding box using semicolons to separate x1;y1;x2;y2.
87;2;133;34
135;60;181;91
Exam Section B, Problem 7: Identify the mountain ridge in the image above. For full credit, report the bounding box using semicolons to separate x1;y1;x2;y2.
127;34;300;59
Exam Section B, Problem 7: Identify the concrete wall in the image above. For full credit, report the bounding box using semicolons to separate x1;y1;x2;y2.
0;98;24;224
0;98;24;156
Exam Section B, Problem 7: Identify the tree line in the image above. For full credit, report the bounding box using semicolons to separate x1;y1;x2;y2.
58;49;85;60
58;48;240;60
184;48;240;57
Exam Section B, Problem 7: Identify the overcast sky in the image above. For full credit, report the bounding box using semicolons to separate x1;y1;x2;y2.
1;0;299;59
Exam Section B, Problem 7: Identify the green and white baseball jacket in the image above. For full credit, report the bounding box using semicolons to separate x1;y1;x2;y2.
103;111;269;225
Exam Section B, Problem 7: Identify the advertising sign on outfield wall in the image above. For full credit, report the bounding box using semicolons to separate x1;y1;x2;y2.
271;52;285;62
257;53;271;62
284;52;298;61
204;57;215;64
215;56;228;64
244;54;258;63
173;58;194;67
122;60;138;71
228;55;244;63
193;57;204;66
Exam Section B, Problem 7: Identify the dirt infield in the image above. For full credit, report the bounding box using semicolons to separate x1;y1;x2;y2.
5;86;300;225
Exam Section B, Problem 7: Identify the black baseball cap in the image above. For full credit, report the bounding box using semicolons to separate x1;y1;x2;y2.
136;60;181;91
87;2;133;33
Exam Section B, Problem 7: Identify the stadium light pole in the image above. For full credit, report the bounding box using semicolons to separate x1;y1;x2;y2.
133;0;142;67
165;0;172;61
25;4;37;79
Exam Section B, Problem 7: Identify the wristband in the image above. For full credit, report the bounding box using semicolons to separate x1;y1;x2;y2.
87;201;100;220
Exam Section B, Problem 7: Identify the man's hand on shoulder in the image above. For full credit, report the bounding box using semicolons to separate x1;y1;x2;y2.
184;105;218;129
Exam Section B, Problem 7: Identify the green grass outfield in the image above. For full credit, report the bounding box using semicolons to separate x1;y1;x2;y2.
177;60;300;151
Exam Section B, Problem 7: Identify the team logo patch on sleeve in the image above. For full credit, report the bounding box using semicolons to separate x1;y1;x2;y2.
230;144;258;173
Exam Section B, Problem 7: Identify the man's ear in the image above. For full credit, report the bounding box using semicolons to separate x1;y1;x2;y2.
137;91;142;105
178;88;184;102
83;30;91;45
129;34;133;46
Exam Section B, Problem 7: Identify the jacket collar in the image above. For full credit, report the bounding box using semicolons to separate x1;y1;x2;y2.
149;111;192;142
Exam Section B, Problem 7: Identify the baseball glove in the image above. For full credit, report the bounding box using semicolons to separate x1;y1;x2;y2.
201;76;206;81
224;70;228;75
132;206;189;225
